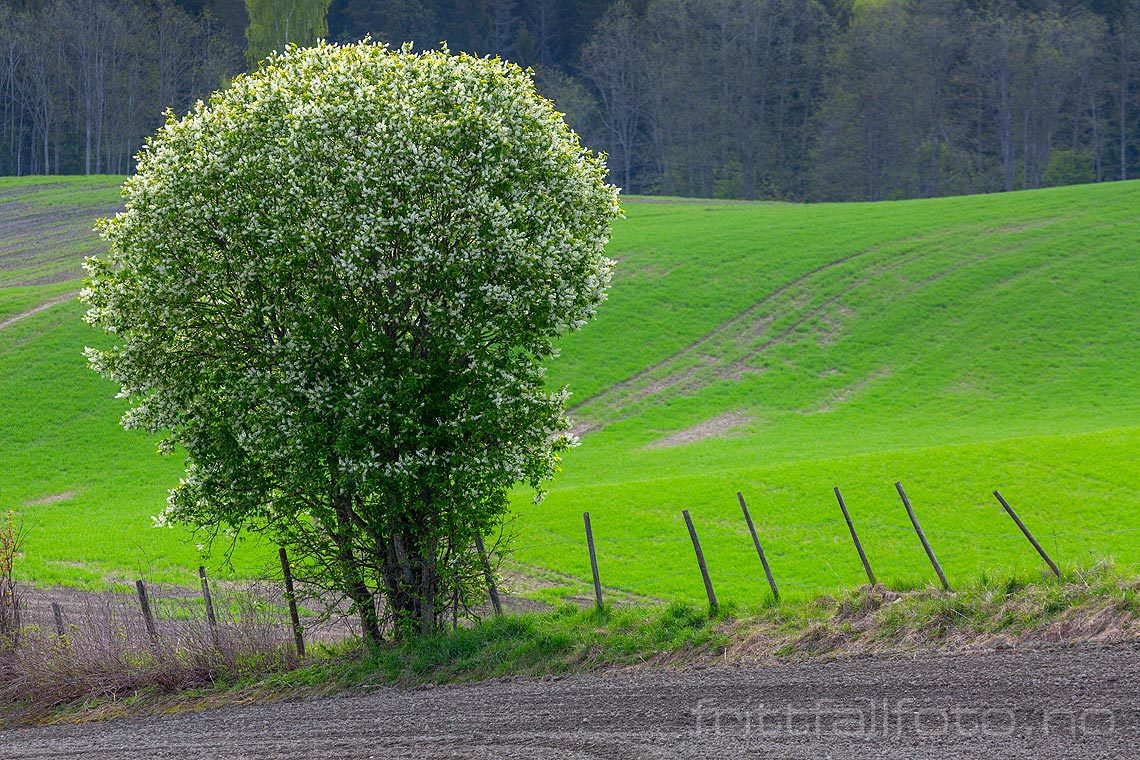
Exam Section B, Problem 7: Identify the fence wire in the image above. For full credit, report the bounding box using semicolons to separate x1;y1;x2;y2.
7;486;1132;658
505;485;1138;608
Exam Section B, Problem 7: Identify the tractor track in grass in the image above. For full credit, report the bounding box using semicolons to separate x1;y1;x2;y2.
565;247;880;442
567;248;877;414
3;645;1138;758
0;291;79;331
568;220;1023;436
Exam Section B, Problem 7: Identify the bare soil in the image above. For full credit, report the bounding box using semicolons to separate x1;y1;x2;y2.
16;579;559;651
15;583;360;647
2;645;1137;758
645;410;754;448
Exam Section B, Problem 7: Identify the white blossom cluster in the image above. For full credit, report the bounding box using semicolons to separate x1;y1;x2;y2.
82;40;620;548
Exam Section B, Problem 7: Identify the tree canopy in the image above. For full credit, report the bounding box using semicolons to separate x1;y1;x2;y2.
82;41;620;639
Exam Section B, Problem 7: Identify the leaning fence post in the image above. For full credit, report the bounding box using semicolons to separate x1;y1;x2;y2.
682;510;718;616
583;512;604;612
135;579;159;646
895;482;950;591
198;565;219;646
993;490;1062;579
474;534;503;616
51;601;65;640
834;486;876;586
278;548;306;658
737;492;779;602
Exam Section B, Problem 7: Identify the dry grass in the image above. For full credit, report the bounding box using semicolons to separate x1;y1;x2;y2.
727;563;1140;662
0;584;303;724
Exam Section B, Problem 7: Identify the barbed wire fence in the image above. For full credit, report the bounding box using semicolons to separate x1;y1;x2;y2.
492;482;1120;619
4;481;1132;670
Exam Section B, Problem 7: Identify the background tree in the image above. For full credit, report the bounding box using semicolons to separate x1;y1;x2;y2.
579;1;644;191
0;0;239;176
82;41;620;641
244;0;332;65
1042;148;1096;186
3;0;1140;198
1111;0;1138;179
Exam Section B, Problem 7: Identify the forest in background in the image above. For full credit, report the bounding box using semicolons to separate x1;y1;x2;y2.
1;0;1137;201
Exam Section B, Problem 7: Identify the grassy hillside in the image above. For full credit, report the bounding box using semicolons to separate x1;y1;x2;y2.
1;176;1137;605
0;177;272;585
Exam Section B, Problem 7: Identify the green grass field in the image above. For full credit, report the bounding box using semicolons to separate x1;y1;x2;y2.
1;176;1137;609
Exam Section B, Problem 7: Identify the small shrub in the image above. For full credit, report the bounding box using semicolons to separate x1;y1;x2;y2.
1043;150;1095;187
0;510;23;649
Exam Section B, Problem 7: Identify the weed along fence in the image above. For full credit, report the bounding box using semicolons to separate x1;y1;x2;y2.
58;559;309;654
545;483;1067;617
0;555;328;708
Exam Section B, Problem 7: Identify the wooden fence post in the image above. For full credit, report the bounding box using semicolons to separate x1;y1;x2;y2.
474;534;503;616
135;579;158;646
895;482;950;590
198;565;219;646
993;490;1062;578
737;492;779;602
834;486;876;586
682;510;718;616
278;548;305;658
583;512;603;611
51;601;65;640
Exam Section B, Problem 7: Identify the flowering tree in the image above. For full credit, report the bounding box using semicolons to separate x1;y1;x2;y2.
82;41;619;640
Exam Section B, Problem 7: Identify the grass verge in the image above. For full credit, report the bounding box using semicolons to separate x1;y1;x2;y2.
732;562;1140;660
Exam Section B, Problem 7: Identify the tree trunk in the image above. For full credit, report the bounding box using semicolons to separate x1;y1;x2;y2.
378;519;445;638
419;534;438;635
333;491;381;646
